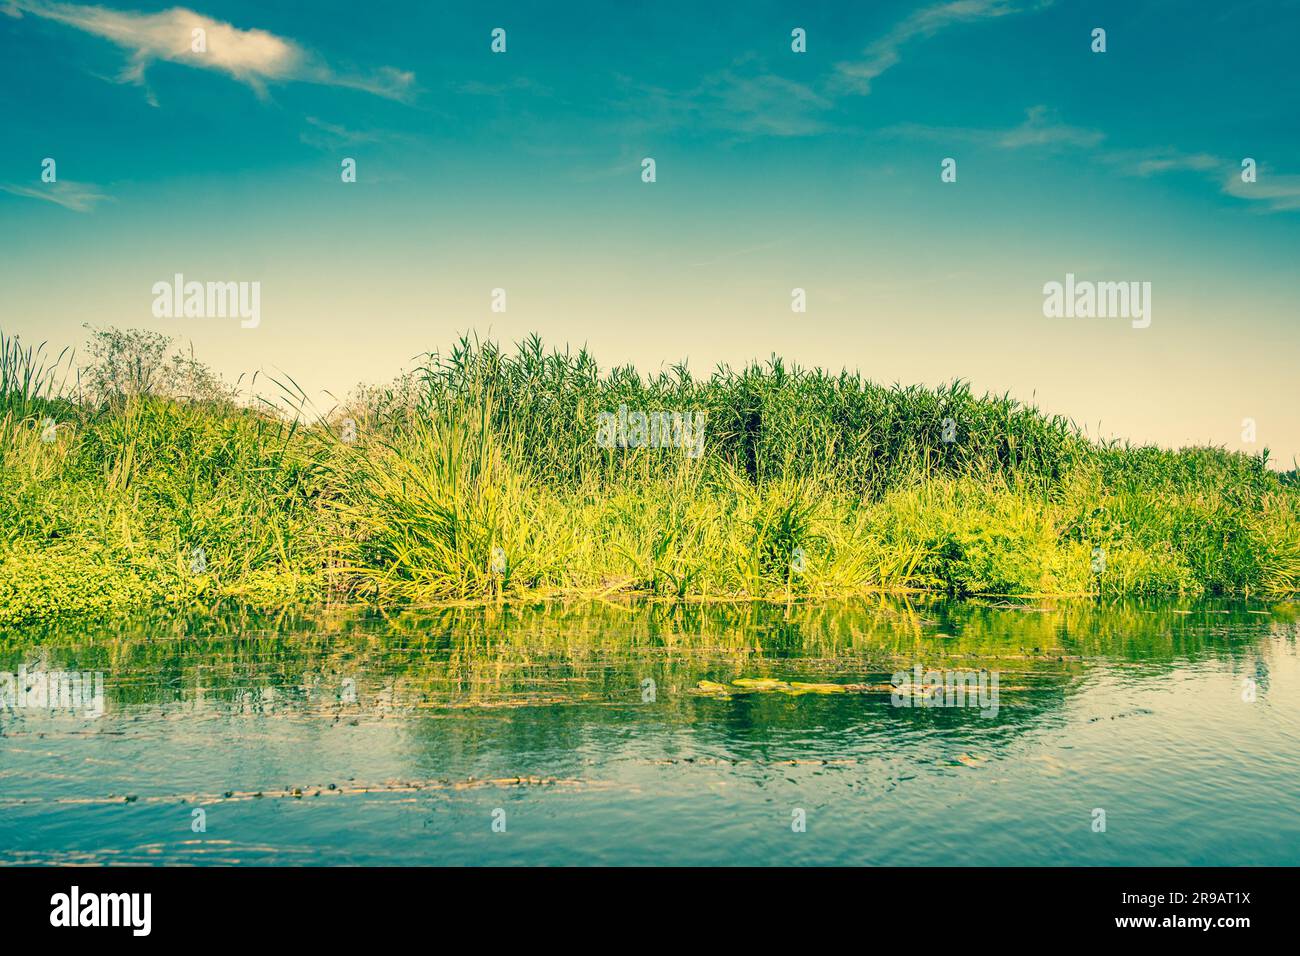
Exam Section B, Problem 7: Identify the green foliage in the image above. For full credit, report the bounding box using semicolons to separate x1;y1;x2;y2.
2;327;1297;626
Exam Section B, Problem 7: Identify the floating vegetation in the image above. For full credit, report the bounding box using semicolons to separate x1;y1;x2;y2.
695;677;875;697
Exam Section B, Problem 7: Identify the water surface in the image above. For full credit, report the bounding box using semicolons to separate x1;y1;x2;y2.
2;598;1297;865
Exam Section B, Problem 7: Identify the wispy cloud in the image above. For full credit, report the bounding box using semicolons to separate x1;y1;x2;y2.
616;55;833;141
1130;152;1221;177
886;108;1299;215
5;1;414;102
885;105;1103;151
1223;172;1300;213
300;116;380;149
587;2;1044;141
1097;147;1223;178
996;105;1103;149
1104;149;1300;213
691;57;832;137
457;77;552;98
0;179;113;212
832;0;1043;95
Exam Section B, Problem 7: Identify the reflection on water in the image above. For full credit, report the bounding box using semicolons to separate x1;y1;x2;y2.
1;597;1298;865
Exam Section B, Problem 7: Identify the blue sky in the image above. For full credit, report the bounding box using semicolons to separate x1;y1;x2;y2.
2;0;1298;463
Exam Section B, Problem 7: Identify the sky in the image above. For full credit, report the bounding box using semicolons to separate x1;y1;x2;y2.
2;0;1298;464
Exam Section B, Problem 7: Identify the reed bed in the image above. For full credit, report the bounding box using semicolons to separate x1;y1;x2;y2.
2;328;1297;627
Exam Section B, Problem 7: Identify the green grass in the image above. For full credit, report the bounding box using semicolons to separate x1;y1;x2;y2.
2;328;1298;628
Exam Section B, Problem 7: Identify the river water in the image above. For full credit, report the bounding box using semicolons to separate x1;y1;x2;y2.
2;598;1297;865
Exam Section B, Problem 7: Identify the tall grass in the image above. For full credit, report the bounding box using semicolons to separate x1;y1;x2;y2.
2;328;1297;627
405;334;1087;495
331;380;532;601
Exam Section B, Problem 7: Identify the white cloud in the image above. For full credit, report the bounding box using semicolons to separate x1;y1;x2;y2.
1223;172;1300;213
1099;149;1222;177
693;59;832;137
300;116;380;149
996;105;1104;149
1132;153;1221;177
1102;150;1300;213
882;110;1299;214
884;106;1103;151
1;180;113;212
617;55;833;140
832;0;1040;95
7;1;414;101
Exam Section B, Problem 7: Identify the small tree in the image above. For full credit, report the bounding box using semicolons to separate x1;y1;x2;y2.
81;325;234;405
167;343;237;404
82;326;169;402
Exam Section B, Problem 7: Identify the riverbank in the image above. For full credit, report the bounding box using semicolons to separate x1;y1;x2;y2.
3;330;1298;628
